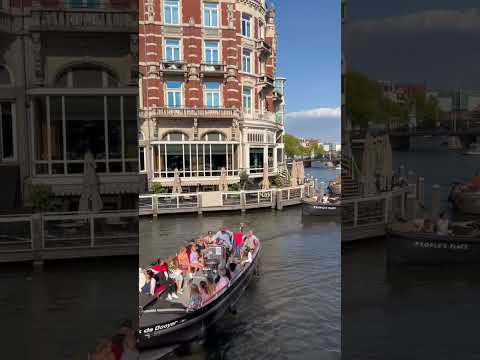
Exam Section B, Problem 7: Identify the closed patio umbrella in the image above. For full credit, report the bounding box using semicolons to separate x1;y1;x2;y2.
382;134;393;191
261;165;270;190
219;167;229;192
297;160;305;185
79;151;103;212
360;134;376;196
290;161;298;186
172;168;182;194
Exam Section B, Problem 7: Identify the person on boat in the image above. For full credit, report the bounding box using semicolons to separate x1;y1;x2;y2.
138;268;146;292
233;227;245;257
140;270;156;296
206;275;216;294
242;231;258;252
215;269;230;292
241;248;254;267
188;284;203;311
214;227;233;252
177;246;191;273
436;212;450;236
150;259;178;299
167;256;184;294
189;244;205;272
322;193;329;203
199;280;212;303
228;262;240;280
422;218;434;233
204;230;216;245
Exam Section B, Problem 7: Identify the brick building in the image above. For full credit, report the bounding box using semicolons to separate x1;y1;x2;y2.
0;0;139;211
139;0;286;191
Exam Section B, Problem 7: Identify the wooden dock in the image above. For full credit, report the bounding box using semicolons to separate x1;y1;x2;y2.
139;183;315;217
0;211;138;265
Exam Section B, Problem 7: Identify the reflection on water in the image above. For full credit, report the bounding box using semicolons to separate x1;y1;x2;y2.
140;168;341;358
0;258;137;359
343;150;480;359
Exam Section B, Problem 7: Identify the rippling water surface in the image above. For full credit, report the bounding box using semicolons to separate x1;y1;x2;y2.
343;149;480;359
140;168;341;359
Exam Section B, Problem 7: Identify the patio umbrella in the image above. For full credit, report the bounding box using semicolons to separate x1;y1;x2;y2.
360;134;376;196
79;151;103;212
290;161;298;186
261;165;270;190
382;134;393;191
219;167;229;192
297;161;305;185
172;168;182;194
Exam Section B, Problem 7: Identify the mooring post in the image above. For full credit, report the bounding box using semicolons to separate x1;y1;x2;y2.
417;177;425;206
431;184;441;221
240;190;246;212
197;193;203;215
271;190;277;209
406;194;417;221
277;189;283;210
152;195;158;219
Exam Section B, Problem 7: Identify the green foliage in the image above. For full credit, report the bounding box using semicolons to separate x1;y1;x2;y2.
270;175;284;188
284;134;309;157
239;170;249;190
310;143;326;158
346;72;408;128
29;185;61;212
151;183;169;194
228;183;240;191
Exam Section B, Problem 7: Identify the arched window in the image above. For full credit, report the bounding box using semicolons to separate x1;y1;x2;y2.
55;64;119;88
163;132;188;141
202;131;225;141
0;65;12;86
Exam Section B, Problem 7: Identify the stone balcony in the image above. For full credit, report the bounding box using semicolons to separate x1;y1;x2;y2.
160;61;187;76
243;111;276;123
200;63;227;78
139;107;241;120
256;39;272;57
257;74;275;91
29;2;138;33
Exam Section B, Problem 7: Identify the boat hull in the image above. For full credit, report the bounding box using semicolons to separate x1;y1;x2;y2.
138;248;260;350
387;231;480;265
302;201;341;217
452;191;480;214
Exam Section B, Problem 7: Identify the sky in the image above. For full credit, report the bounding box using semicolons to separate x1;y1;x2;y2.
346;1;480;91
274;0;341;143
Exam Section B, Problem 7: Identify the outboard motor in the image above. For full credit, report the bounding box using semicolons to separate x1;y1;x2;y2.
204;245;226;271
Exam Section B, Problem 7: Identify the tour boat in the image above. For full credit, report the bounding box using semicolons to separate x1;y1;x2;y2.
386;221;480;265
302;197;341;217
449;178;480;215
464;142;480;156
138;242;261;350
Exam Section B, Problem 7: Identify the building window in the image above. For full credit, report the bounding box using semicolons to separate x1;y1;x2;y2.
55;66;119;88
249;148;264;173
139;147;146;172
241;14;251;37
242;48;252;73
163;132;188;141
204;41;220;64
33;95;138;175
164;0;180;25
202;132;225;141
0;65;12;86
243;87;252;113
65;0;101;9
0;102;15;161
165;39;181;62
203;2;219;28
205;82;221;108
166;81;183;108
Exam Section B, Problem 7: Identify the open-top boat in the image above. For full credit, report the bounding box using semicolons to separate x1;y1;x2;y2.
449;175;480;214
464;142;480;156
387;221;480;265
138;240;261;350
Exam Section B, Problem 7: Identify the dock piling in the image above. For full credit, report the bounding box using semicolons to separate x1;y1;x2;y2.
431;184;441;221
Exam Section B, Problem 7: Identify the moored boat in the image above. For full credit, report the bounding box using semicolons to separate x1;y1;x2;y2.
302;198;341;217
138;239;261;350
386;221;480;265
464;142;480;155
449;175;480;214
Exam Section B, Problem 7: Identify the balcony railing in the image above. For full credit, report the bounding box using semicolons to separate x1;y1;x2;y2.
30;1;138;32
256;40;272;57
258;74;275;90
0;10;13;34
139;107;241;119
200;63;227;77
160;61;187;75
243;111;276;123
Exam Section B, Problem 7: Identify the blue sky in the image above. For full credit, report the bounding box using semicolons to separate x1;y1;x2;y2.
275;0;341;143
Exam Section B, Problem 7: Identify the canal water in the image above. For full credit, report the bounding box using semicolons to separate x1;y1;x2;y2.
140;167;341;359
343;148;480;359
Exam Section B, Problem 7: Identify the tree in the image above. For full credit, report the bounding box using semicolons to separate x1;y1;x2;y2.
310;143;326;158
284;134;303;157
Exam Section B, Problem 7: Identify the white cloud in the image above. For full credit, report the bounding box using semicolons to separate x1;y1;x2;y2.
349;8;480;33
286;106;341;120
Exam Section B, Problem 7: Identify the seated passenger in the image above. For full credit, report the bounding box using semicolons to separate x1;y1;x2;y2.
423;218;434;233
140;270;156;296
199;281;211;303
204;231;216;245
215;269;230;292
177;247;191;272
188;284;202;311
214;227;233;252
322;193;329;203
139;268;146;292
436;212;449;236
241;231;258;258
241;249;253;267
207;276;216;294
189;244;205;272
229;262;240;279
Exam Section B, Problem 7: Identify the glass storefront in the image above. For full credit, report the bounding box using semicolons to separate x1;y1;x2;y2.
153;143;239;178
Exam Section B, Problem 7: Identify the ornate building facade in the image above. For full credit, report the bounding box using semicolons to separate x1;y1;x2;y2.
139;0;285;191
0;0;139;211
